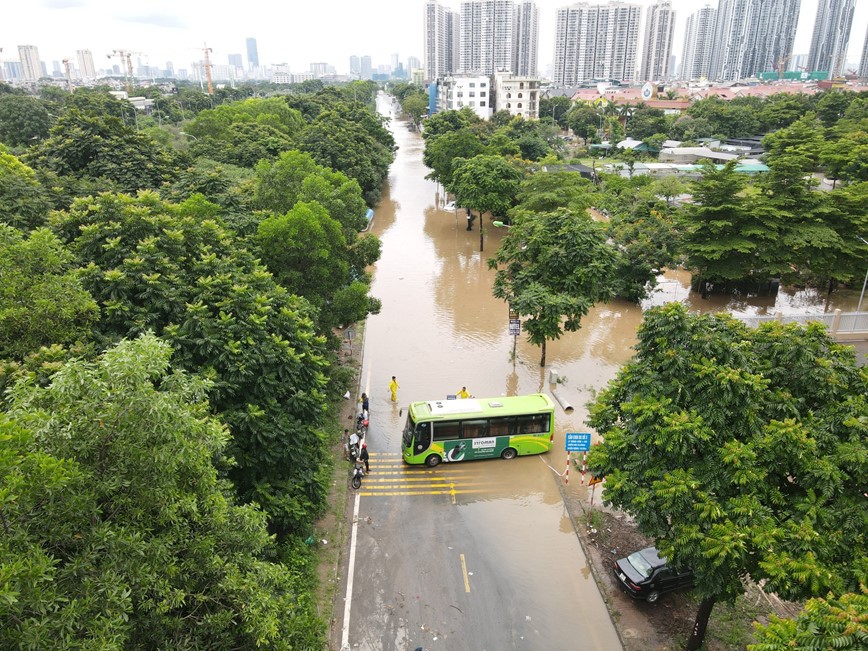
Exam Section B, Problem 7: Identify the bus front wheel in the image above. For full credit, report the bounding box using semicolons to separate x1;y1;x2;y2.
425;454;441;468
501;448;517;460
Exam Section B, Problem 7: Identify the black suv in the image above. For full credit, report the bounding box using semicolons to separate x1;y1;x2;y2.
613;546;694;603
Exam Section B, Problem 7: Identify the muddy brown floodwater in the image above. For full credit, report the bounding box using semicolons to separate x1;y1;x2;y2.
336;94;865;651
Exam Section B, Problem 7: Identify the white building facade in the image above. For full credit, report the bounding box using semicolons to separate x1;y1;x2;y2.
493;71;540;119
639;0;676;82
436;74;493;119
76;49;97;80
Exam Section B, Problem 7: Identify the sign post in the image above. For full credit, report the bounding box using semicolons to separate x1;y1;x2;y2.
565;433;592;486
508;305;520;357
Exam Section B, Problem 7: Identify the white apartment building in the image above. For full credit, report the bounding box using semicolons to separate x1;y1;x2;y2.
639;1;675;82
425;0;461;81
807;0;855;78
18;45;42;82
552;2;641;86
708;0;752;81
76;49;97;80
436;74;493;119
493;71;540;120
512;1;539;76
680;5;716;80
460;0;514;74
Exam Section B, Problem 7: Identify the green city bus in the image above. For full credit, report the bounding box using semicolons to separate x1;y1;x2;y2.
401;394;555;467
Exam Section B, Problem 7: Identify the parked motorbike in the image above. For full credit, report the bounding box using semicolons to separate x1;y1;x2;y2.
351;460;365;489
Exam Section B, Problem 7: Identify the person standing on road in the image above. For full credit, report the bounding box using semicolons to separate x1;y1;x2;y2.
360;392;369;416
359;442;369;473
456;386;471;399
389;376;400;402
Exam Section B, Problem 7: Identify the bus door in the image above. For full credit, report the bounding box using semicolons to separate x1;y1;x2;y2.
413;422;431;455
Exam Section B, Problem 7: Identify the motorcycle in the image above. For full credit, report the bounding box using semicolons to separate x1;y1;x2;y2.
356;410;369;437
351;459;365;489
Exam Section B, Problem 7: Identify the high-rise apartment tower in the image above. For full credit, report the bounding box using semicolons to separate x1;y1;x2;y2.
17;45;42;82
807;0;855;78
424;0;461;80
460;0;515;75
76;49;96;79
859;27;868;80
742;0;801;78
552;2;642;86
512;1;539;76
639;0;676;82
246;37;259;70
680;4;716;80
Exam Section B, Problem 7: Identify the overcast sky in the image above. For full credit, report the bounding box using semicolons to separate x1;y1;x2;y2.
4;0;868;76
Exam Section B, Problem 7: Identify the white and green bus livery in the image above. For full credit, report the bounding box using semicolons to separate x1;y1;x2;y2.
401;394;555;466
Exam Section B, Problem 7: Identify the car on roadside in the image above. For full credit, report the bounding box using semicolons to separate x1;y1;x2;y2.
443;200;457;211
613;546;694;603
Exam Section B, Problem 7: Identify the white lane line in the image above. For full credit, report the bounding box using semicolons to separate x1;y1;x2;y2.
341;490;362;648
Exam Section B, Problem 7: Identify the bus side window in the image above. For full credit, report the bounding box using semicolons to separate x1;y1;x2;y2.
461;418;489;439
515;414;549;434
489;416;512;437
433;421;461;441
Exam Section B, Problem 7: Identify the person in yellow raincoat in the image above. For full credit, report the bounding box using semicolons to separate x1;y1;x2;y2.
456;386;471;399
388;376;399;402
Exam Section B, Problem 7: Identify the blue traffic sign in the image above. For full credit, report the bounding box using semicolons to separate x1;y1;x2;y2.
565;432;591;452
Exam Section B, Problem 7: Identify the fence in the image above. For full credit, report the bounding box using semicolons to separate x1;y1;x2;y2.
735;310;868;341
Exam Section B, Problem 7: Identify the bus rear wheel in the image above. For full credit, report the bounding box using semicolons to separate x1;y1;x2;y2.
425;454;441;468
501;448;517;460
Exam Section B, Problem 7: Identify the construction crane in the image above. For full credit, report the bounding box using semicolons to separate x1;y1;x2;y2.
106;49;142;93
62;58;74;93
201;44;214;96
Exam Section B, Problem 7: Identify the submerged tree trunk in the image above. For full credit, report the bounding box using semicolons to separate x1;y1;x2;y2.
479;213;484;252
685;596;716;651
539;339;547;367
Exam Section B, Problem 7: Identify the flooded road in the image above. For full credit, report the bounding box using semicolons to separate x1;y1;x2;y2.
340;95;865;650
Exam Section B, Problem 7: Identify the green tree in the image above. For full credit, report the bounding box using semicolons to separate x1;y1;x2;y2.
0;149;51;230
0;95;52;146
25;109;184;193
587;304;867;651
256;201;348;306
421;107;481;142
608;206;679;302
567;105;601;143
1;334;324;649
0;226;98;360
625;106;668;141
297;110;394;205
422;127;486;187
255;149;368;237
50;192;331;533
511;171;593;215
402;93;428;128
678;161;778;287
488;209;617;366
449;154;524;251
539;95;572;129
748;592;867;651
189;121;295;167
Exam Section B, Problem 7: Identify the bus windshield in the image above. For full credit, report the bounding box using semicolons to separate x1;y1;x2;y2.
401;394;555;467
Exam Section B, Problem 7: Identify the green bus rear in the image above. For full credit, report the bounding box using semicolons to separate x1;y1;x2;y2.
401;394;555;467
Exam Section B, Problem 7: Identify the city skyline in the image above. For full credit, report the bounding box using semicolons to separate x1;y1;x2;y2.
4;0;868;80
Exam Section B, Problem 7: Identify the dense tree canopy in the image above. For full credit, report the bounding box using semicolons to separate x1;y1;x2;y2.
1;334;323;649
588;304;867;650
0;226;98;360
25;109;185;193
50;191;332;533
0;149;51;230
0;94;52;146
